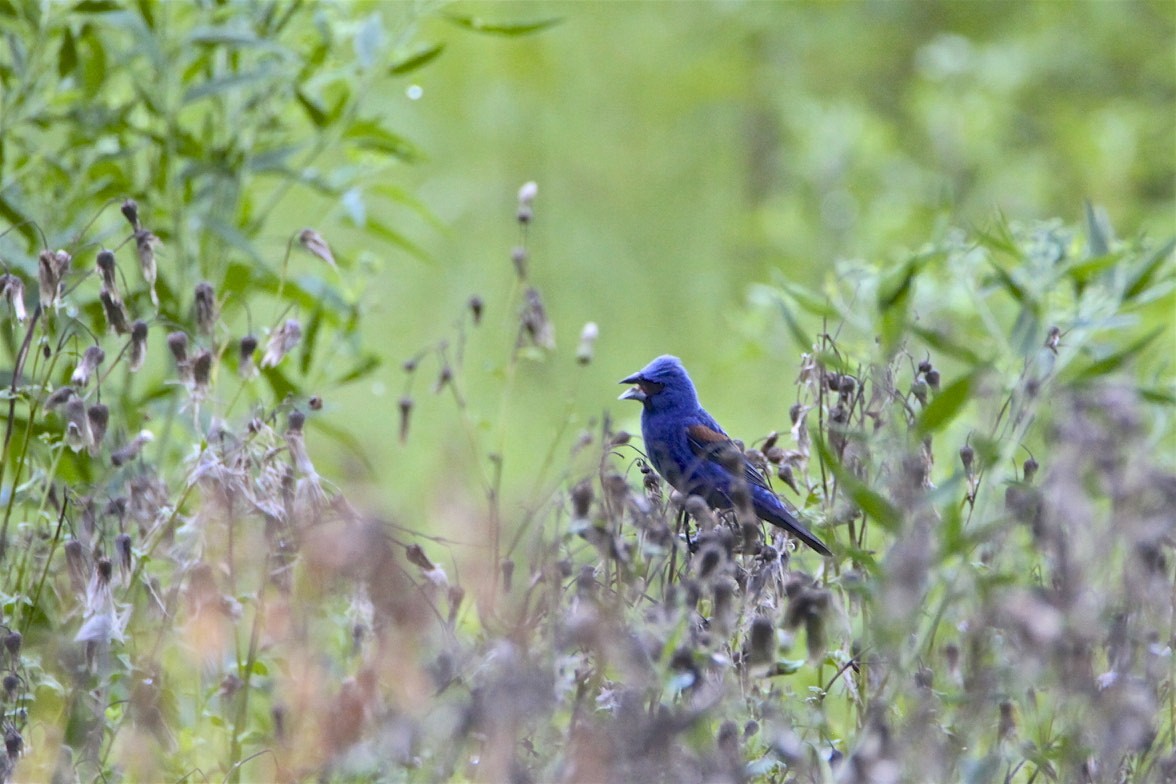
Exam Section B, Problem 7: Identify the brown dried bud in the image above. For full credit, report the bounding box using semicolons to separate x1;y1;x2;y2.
789;403;803;426
111;430;153;467
194;282;217;335
1023;457;1039;482
959;444;975;474
191;349;212;389
129;321;149;372
0;274;27;322
96;249;118;290
762;431;779;452
1044;325;1061;354
134;230;159;304
519;287;554;350
238;334;258;378
747;616;776;665
167;331;189;363
298;228;336;268
4;630;21;658
45;386;76;410
468;295;484;324
71;346;106;387
100;289;131;334
511;246;527;278
398;396;413;442
925;369;941;391
262;320;301;368
287;409;306;434
96;556;113;585
571;479;593;519
308;395;322;411
115;532;132;574
839;375;856;396
38;249;71;308
87;404;109;454
121;199;140;230
918;359;933;375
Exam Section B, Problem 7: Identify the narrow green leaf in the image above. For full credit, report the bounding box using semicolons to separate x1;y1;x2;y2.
365;217;431;263
1068;327;1165;381
444;12;562;36
1083;200;1113;258
389;43;445;75
57;25;78;78
1124;238;1175;300
335;354;382;385
343;118;420;160
917;368;982;436
295;87;327;128
910;325;983;366
72;0;121;12
813;437;901;532
183;68;278;103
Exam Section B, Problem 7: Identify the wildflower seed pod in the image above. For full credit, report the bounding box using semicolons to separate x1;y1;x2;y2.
191;349;213;390
959;444;975;474
398;396;413;442
747;616;776;665
134;230;160;305
38;249;69;308
2;673;18;700
45;385;76;410
576;321;599;365
298;228;336;268
96;249;118;291
115;532;132;575
238;334;258;378
4;630;21;658
194;282;217;336
120;198;140;230
87;404;109;455
925;369;941;391
262;319;301;368
468;295;484;325
129;321;149;372
71;346;105;387
511;246;527;278
0;274;27;321
570;479;593;519
1023;456;1039;482
519;287;554;349
101;289;131;334
96;556;113;585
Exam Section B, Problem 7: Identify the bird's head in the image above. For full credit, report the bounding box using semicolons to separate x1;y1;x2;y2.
618;354;700;412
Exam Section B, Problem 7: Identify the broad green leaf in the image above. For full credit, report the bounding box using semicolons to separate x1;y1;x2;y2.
443;12;563;36
57;25;77;78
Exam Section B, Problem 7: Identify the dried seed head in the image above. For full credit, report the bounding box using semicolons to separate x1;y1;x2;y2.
520;287;555;350
194;282;217;335
121;199;140;230
167;330;189;363
298;228;336;268
402;357;418;373
129;321;149;372
763;431;779;451
238;334;258;378
911;379;928;406
191;349;213;389
96;249;118;290
111;430;153;467
839;374;856;396
134;230;159;303
789;403;804;426
398;396;413;442
925;369;941;391
998;700;1016;739
1023;457;1039;482
115;532;132;574
45;385;77;410
576;321;599;365
262;319;301;368
308;395;322;411
0;274;27;322
71;346;106;387
434;363;453;393
468;295;484;324
96;556;113;585
1044;325;1061;354
747;616;776;665
777;463;800;494
87;404;109;455
2;674;17;700
5;727;21;758
4;630;21;658
38;249;71;308
826;372;842;392
570;480;593;519
65;538;88;593
918;359;933;375
959;444;975;474
100;289;131;334
287;409;305;434
511;246;527;278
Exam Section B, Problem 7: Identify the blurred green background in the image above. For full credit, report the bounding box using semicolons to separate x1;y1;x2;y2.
288;1;1173;537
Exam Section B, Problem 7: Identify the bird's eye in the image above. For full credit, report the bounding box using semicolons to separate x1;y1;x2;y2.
639;380;665;396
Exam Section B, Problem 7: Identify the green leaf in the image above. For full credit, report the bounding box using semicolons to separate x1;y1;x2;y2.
1124;237;1175;301
1067;327;1165;382
917;368;983;436
389;43;445;75
813;437;901;532
183;67;279;103
443;12;563;36
335;354;382;385
1083;200;1114;258
910;325;984;366
364;217;431;263
72;0;121;12
343;118;420;160
57;25;78;78
295;87;328;128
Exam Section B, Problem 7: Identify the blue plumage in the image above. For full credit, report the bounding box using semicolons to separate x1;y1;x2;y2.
619;355;831;556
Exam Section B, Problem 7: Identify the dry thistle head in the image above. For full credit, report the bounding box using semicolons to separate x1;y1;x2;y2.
45;385;76;410
191;349;213;393
298;228;336;268
238;334;258;378
100;289;131;334
71;345;106;387
576;321;599;365
0;274;27;322
134;229;160;304
121;198;140;230
518;287;554;350
87;404;109;456
167;331;191;385
262;319;302;368
194;282;217;336
96;249;118;291
38;249;71;308
129;320;149;372
747;615;777;666
111;430;153;467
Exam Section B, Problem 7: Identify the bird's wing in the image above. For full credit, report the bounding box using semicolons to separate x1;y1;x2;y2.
685;423;773;492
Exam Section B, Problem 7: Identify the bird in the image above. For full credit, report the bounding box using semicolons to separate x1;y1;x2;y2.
619;354;831;556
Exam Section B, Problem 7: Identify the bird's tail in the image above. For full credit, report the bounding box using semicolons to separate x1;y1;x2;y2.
756;495;832;556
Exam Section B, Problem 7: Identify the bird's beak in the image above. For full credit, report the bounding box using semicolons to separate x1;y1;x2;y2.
618;372;646;401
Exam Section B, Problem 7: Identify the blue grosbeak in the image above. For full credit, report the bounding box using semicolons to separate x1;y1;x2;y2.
620;355;831;556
